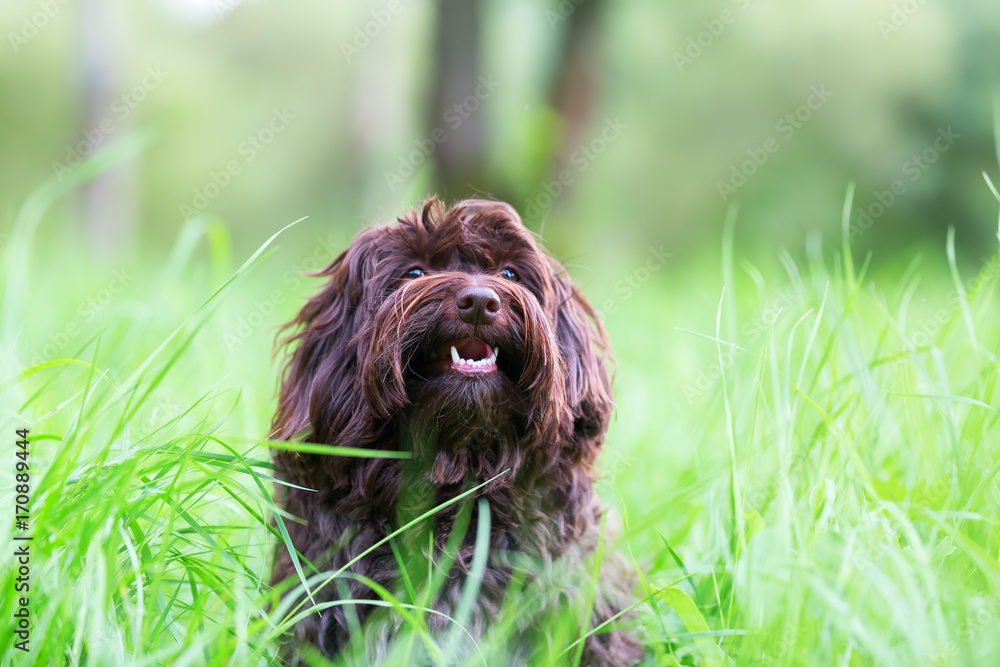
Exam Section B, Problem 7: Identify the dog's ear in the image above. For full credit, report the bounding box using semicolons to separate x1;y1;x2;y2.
272;228;380;447
551;267;614;447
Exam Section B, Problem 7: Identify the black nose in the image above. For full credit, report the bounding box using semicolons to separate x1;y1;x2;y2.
456;285;501;325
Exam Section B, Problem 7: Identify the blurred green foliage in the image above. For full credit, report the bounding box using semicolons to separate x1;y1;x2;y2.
1;0;999;268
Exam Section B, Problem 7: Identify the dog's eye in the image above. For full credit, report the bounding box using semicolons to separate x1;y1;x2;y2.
500;268;517;281
404;268;425;279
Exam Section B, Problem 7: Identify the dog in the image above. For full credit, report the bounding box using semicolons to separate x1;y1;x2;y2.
271;198;644;665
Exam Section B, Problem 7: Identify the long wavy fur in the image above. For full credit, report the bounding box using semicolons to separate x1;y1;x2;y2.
271;198;643;665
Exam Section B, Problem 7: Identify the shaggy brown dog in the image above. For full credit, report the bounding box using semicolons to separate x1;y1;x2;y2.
271;198;643;665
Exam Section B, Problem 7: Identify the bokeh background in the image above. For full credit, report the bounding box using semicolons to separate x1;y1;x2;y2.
3;0;1000;260
3;1;1000;664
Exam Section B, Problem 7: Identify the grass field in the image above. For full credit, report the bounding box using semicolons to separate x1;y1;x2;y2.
2;179;1000;666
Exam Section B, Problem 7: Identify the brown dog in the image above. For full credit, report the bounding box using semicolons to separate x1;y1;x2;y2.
271;198;643;665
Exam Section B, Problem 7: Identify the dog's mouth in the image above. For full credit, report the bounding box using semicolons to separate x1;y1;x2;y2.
424;337;499;376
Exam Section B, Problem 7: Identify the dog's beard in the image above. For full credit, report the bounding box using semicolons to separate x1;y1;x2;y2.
404;322;530;487
404;374;523;485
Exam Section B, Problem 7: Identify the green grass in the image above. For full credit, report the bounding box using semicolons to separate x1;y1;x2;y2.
2;177;1000;666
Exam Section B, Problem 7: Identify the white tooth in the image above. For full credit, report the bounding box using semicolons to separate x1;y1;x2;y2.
451;346;461;364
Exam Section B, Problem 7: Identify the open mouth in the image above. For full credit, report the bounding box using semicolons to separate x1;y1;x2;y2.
426;337;499;376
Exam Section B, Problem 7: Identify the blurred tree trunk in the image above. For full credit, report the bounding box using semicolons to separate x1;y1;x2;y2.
76;0;136;261
430;0;487;202
548;0;602;174
429;0;603;205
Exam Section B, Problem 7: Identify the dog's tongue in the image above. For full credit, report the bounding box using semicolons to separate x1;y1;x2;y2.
454;337;490;361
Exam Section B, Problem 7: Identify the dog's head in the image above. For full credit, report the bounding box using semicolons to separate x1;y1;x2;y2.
273;198;612;482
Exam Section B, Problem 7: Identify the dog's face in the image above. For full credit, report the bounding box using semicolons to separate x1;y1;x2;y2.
364;201;570;434
274;199;612;479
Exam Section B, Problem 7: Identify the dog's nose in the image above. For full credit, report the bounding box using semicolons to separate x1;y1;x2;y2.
456;285;500;325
